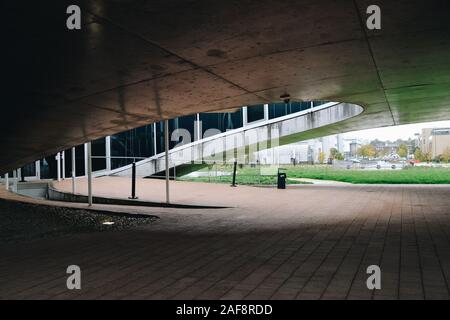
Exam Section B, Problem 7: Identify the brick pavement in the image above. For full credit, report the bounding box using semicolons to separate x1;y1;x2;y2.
1;182;449;299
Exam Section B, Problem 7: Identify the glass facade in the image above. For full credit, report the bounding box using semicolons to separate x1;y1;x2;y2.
30;101;324;179
92;138;106;172
247;104;265;123
200;109;242;136
111;125;155;170
268;102;311;119
21;162;36;177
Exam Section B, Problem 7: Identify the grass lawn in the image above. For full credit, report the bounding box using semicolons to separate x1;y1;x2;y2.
286;165;450;184
178;165;308;185
179;165;450;185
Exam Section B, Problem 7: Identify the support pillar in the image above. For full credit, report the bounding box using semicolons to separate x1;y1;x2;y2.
35;160;41;180
264;103;269;121
56;152;61;181
71;147;76;194
105;136;111;171
61;150;66;180
4;173;8;190
153;123;157;156
242;106;248;127
87;142;93;206
84;143;88;176
164;119;170;204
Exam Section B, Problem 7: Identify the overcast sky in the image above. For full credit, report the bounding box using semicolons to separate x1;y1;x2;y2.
342;120;450;142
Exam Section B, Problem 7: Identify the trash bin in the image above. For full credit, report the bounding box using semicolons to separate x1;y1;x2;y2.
277;172;286;189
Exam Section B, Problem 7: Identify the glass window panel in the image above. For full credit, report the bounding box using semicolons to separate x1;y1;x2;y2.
247;104;265;123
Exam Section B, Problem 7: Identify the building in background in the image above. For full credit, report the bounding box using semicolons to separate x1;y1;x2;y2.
255;134;345;165
419;128;450;159
342;138;362;159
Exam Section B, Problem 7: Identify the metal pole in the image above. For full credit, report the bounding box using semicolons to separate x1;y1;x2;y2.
231;160;237;187
164;119;170;204
4;173;8;190
84;143;88;176
35;160;41;180
19;168;25;182
87;142;93;206
62;151;66;180
129;161;138;199
56;152;61;181
105;136;111;171
72;147;76;194
153;123;157;156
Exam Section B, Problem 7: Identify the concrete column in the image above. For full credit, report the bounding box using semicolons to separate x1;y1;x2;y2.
87;142;93;206
61;151;66;180
105;136;111;171
35;160;41;180
264;103;269;121
84;143;88;176
196;113;201;141
56;152;61;181
4;173;8;190
164;119;170;204
242;106;248;126
72;147;76;194
153;123;157;155
12;175;17;193
17;168;22;181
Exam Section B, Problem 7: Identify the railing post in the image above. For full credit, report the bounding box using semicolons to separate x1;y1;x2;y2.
231;160;237;187
129;160;138;199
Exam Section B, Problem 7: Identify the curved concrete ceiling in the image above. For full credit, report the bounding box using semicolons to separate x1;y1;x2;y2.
2;0;450;173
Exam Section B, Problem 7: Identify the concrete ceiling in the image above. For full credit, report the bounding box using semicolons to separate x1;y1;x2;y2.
2;0;450;173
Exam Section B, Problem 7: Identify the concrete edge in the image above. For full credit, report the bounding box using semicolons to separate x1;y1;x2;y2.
48;184;229;209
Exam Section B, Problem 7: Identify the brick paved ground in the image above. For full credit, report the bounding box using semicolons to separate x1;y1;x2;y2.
1;181;450;299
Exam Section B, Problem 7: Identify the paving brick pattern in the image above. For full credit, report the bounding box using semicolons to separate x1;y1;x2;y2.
1;184;449;299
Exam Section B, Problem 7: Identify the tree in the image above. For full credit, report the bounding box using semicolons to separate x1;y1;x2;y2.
413;148;432;162
318;151;326;164
414;148;424;161
440;147;450;163
397;143;408;158
357;144;376;159
329;148;344;160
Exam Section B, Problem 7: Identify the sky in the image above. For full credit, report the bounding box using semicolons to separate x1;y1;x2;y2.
342;120;450;142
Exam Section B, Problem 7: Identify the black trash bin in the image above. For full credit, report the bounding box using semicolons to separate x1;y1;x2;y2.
277;172;286;189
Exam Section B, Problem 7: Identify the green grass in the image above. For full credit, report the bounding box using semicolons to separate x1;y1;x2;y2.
285;165;450;184
178;165;307;186
178;165;450;185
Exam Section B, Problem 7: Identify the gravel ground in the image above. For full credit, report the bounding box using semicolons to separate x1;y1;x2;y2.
0;199;159;244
